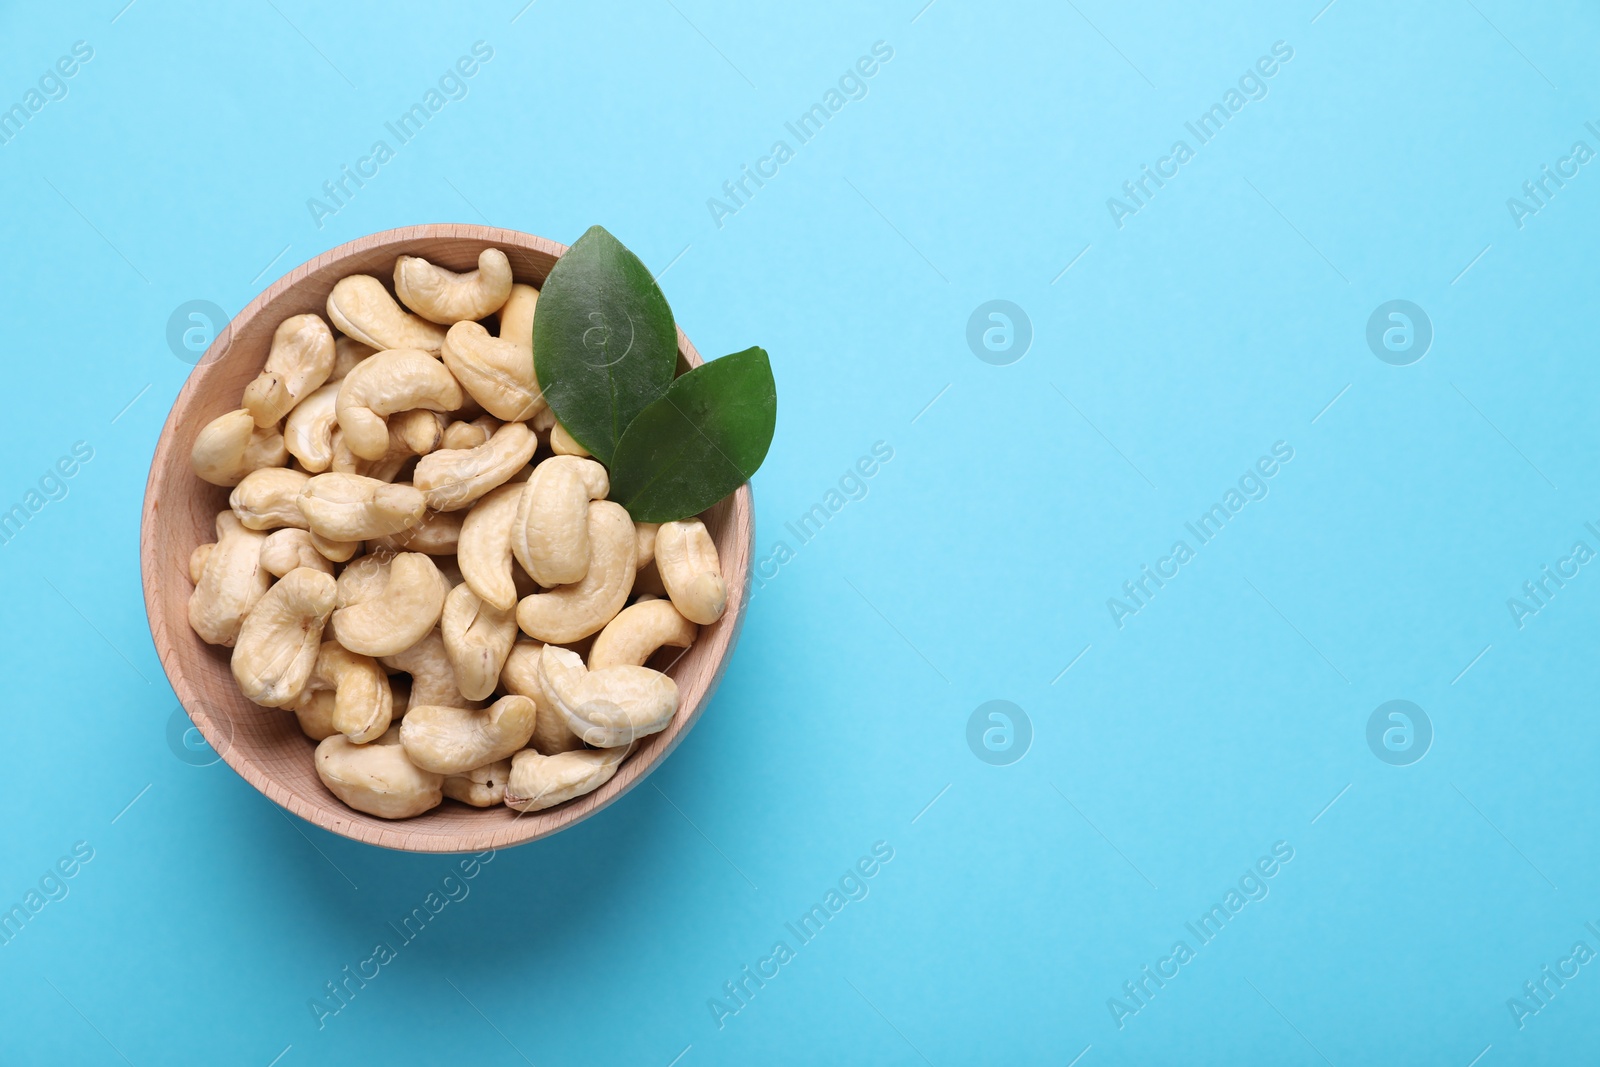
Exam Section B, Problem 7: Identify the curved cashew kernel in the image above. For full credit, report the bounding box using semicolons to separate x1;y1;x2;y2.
656;519;728;625
531;406;557;433
456;483;521;612
329;336;375;381
326;276;448;354
443;758;513;807
189;512;271;646
369;509;464;555
297;472;426;541
589;600;697;670
189;543;214;584
516;501;636;643
315;726;443;819
497;283;538;347
284;382;341;472
441;583;518;701
260;529;335;577
381;628;485;711
191;408;289;487
304;640;393;743
635;522;660;567
230;567;337;707
394;409;446;456
512;456;610;586
330;430;385;480
335;551;396;611
242;314;336;428
292;688;338;741
504;745;630;812
336;349;464;460
442;416;497;451
549;421;591;457
399;695;538;775
499;640;585;754
332;409;444;482
309;529;361;563
413;421;537;512
441;320;546;421
538;644;677;747
331;551;446;657
394;248;514;325
230;467;311;531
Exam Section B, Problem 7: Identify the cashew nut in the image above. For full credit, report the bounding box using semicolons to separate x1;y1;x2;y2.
497;283;538;347
531;406;557;433
191;408;289;487
368;509;464;555
515;501;637;643
230;467;310;531
412;421;537;512
393;409;445;455
455;483;521;612
189;543;214;584
512;456;609;587
297;472;426;541
292;688;338;741
499;640;584;754
504;745;630;812
326;275;448;353
655;519;727;625
441;582;518;701
309;530;362;563
335;349;464;461
188;512;271;646
300;640;393;743
242;313;336;428
399;694;538;775
331;551;446;657
441;320;545;422
635;522;659;567
443;759;513;807
332;409;445;482
260;529;335;577
549;421;590;457
588;599;697;670
230;567;337;707
442;416;499;451
380;628;485;711
394;248;514;325
315;726;443;819
284;382;341;472
537;644;677;747
334;550;395;611
329;336;375;381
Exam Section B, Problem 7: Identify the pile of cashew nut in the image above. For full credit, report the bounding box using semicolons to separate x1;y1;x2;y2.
185;248;728;819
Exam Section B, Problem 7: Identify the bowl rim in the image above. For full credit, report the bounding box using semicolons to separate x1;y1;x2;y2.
140;222;753;853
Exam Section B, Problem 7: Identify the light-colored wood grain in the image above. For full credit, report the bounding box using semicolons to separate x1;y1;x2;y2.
141;224;753;853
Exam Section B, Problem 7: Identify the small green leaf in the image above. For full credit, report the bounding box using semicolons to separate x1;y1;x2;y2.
609;347;777;523
533;225;678;465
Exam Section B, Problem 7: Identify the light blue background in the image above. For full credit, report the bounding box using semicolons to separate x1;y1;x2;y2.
2;1;1597;1063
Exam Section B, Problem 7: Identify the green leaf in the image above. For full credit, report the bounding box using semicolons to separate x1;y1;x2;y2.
533;225;678;465
609;347;777;523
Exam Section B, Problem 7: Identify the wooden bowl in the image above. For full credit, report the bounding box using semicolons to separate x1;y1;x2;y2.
141;224;753;853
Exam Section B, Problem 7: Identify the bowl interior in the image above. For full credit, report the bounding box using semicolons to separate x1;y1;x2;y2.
142;224;752;852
